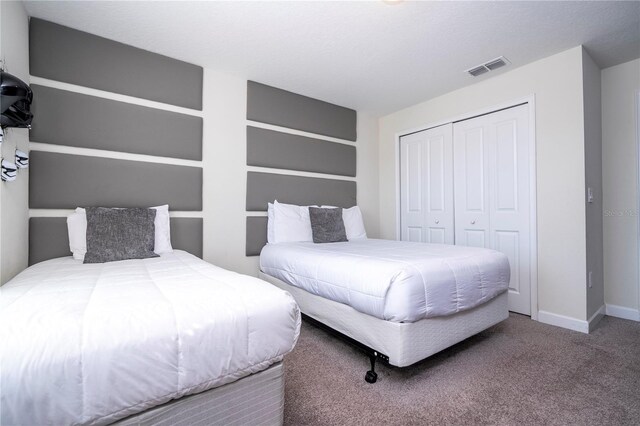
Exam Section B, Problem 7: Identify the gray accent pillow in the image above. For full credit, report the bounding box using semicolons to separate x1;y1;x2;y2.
309;207;348;243
84;207;159;264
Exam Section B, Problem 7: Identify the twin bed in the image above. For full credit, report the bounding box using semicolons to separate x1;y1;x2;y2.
1;250;300;425
1;201;510;425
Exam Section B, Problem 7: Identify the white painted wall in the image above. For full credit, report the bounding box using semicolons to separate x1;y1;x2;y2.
202;68;380;276
582;48;605;320
355;112;381;239
0;1;30;285
379;46;589;323
602;58;640;319
201;69;252;274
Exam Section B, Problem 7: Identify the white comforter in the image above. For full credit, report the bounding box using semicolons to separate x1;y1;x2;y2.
0;251;300;426
260;239;509;323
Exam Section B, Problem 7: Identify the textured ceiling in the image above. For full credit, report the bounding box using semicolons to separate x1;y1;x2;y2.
23;1;640;115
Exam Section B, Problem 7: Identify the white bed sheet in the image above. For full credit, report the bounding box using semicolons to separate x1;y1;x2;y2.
260;239;509;323
0;250;300;426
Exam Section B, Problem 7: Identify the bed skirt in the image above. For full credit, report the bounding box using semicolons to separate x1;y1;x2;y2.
260;272;508;367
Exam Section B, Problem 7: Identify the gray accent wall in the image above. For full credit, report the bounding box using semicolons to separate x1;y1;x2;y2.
247;126;356;177
30;85;203;160
28;18;204;261
170;218;204;259
246;172;356;211
30;151;203;211
245;81;358;256
29;217;203;265
29;18;203;110
246;217;268;256
247;81;357;141
29;218;70;266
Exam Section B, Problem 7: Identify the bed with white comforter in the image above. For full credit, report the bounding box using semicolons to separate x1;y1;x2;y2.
260;239;510;322
0;250;300;425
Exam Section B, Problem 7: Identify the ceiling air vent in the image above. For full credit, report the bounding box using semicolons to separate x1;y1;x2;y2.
466;56;510;77
485;57;507;70
468;65;489;77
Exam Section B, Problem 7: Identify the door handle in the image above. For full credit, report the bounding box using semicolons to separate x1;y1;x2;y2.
470;220;476;225
435;219;440;224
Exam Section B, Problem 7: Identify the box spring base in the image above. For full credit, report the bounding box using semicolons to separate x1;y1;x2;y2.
259;272;508;368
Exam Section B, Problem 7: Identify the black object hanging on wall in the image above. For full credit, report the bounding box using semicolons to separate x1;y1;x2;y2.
1;71;33;129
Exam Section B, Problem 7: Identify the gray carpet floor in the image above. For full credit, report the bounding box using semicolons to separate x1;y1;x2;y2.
283;314;640;425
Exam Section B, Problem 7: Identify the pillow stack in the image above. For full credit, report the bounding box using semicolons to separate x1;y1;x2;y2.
267;200;367;244
67;204;173;263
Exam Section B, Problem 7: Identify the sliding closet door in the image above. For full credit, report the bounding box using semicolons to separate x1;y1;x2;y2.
400;124;454;244
453;104;531;315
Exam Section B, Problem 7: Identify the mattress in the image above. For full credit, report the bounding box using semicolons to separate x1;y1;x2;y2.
260;239;509;322
0;251;301;426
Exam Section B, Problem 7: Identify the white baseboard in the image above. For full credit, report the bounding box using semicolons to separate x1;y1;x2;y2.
605;304;640;322
537;310;589;334
588;305;606;332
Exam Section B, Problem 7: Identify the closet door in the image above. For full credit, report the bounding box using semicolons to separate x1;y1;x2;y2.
400;124;454;244
453;120;491;248
453;104;531;315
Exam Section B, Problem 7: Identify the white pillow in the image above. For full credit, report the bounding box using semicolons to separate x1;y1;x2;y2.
321;205;367;240
67;205;173;261
267;202;275;244
150;205;173;254
343;206;367;240
67;208;87;261
272;200;314;243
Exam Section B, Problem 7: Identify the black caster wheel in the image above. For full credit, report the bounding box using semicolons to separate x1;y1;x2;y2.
365;370;378;383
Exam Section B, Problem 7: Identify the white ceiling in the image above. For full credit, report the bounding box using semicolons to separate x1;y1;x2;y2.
23;1;640;115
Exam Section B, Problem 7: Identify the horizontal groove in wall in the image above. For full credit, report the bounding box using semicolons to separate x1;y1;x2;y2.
29;209;75;217
246;166;356;182
30;143;203;168
246;120;356;146
168;211;205;218
30;76;204;118
29;209;203;218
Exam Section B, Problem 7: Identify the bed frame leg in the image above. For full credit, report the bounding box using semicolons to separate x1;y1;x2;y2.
300;313;388;384
365;354;378;384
